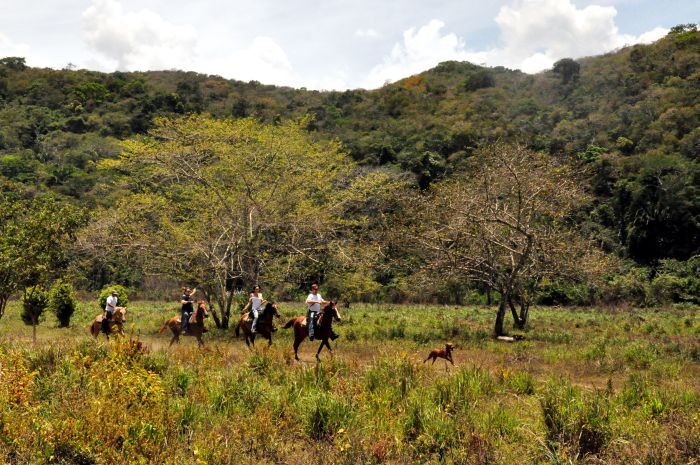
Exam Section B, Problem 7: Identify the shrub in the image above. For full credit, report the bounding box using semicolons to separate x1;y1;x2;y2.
97;283;129;309
21;285;49;326
540;380;611;458
304;392;354;439
49;280;77;327
602;266;650;305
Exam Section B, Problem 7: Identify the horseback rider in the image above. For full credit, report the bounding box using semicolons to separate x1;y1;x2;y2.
249;285;263;334
102;289;118;334
306;282;339;341
180;287;196;334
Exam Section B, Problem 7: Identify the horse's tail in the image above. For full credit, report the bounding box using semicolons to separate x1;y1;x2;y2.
283;318;296;329
158;321;169;334
234;322;240;337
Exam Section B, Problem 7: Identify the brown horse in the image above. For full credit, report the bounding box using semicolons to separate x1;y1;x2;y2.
89;307;127;338
158;300;209;347
283;301;342;361
235;301;282;347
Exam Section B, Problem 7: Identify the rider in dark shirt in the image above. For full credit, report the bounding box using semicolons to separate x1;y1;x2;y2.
181;287;196;333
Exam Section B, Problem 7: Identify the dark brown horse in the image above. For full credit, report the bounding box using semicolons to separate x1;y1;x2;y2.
283;301;342;361
89;307;127;338
235;301;282;347
159;300;209;347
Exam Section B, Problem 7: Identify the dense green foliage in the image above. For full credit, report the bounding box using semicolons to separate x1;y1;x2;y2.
48;279;77;327
20;285;48;326
0;27;698;302
98;284;130;310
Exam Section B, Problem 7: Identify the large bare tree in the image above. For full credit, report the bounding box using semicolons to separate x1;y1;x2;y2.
415;144;609;336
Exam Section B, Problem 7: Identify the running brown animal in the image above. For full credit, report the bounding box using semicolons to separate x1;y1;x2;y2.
159;300;209;347
235;301;282;347
89;307;127;338
283;301;341;361
424;342;455;370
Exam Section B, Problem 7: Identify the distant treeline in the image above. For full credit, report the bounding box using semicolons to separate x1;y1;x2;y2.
0;25;698;304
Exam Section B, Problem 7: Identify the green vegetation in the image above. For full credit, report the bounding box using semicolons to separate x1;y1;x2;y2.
48;280;77;327
0;300;698;464
1;28;698;271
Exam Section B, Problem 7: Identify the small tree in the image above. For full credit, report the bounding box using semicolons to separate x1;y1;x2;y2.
21;285;49;343
98;284;129;310
49;280;77;327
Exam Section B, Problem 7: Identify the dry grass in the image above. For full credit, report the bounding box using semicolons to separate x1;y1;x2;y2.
1;301;698;464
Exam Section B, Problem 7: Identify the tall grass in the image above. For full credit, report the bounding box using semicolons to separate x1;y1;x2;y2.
0;301;698;464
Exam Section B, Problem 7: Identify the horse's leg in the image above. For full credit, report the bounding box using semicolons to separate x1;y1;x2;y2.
316;340;325;360
293;335;301;361
267;334;272;347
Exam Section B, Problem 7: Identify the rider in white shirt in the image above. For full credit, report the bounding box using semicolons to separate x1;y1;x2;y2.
103;290;118;334
306;282;328;341
249;285;263;334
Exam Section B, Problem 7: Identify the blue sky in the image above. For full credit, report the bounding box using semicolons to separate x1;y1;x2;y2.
0;0;694;89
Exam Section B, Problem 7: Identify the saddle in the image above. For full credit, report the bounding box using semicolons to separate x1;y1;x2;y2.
301;313;320;328
244;307;265;323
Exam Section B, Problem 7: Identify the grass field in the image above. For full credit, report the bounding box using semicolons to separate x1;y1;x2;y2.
1;300;699;464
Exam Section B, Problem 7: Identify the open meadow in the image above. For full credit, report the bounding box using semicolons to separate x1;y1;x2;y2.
1;300;698;465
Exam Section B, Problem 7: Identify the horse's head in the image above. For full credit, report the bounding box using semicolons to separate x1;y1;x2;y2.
445;342;454;353
197;301;209;320
322;301;342;323
264;301;282;319
114;307;127;323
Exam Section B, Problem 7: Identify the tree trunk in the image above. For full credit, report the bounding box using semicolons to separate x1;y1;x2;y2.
508;296;526;329
508;296;521;327
203;290;222;328
32;318;37;345
494;291;508;337
519;301;530;328
0;295;8;321
486;288;492;306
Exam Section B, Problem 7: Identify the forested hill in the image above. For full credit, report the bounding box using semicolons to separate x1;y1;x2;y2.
0;25;698;265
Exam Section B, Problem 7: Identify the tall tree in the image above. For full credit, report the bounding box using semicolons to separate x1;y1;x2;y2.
0;189;84;321
413;145;609;336
85;115;352;328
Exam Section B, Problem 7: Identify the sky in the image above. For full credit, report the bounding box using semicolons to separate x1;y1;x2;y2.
0;0;695;90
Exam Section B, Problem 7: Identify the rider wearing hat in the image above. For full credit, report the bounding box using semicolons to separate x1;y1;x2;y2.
181;287;196;334
102;289;118;334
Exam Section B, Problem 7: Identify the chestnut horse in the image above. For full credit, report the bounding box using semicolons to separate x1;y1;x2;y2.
235;301;282;347
158;300;209;347
89;307;127;338
283;301;341;360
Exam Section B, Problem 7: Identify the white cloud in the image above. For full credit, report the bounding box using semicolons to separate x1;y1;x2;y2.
82;0;197;71
355;28;381;39
0;32;31;59
364;0;669;87
365;20;479;88
198;36;298;87
81;0;301;87
491;0;669;72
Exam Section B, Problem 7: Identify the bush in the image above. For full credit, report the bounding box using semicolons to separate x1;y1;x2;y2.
540;380;611;458
602;266;650;305
49;280;77;327
97;284;129;309
21;285;49;326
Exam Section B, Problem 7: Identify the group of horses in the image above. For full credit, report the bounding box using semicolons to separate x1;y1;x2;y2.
89;300;343;360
